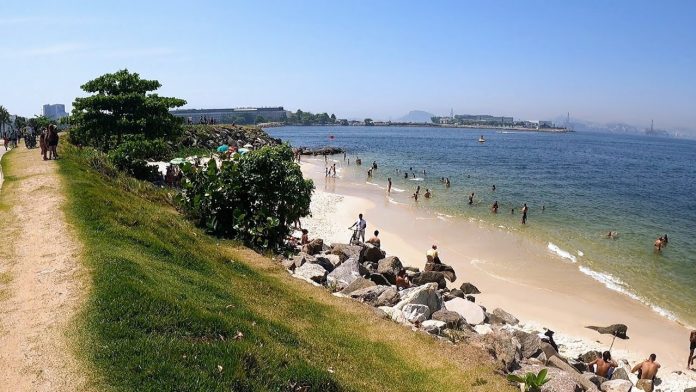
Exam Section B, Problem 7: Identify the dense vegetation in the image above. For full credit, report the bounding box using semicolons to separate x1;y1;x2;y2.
69;69;186;150
178;144;313;250
285;109;337;125
56;144;506;391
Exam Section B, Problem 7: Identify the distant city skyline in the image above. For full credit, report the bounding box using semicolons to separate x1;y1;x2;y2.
1;1;695;134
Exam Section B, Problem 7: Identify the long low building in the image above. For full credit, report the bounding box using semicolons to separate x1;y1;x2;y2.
170;107;289;124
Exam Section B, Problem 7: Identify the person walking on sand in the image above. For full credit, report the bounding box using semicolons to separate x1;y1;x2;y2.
387;177;392;193
521;203;528;224
632;354;660;392
688;330;696;370
349;213;367;243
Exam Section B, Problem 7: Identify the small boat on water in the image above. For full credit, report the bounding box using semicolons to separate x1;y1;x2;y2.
478;135;486;143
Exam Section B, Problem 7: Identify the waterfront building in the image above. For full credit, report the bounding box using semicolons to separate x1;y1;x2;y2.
170;107;288;124
42;104;68;120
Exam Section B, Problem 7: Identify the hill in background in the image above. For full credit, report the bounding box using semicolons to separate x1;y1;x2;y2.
397;110;435;123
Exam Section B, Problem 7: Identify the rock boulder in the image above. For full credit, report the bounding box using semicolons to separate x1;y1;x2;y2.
411;271;447;289
460;282;481;294
326;257;367;290
349;285;392;305
377;256;403;284
361;244;386;263
421;320;446;334
394;283;442;315
424;262;457;282
301;238;324;255
445;297;486;325
330;243;363;262
489;308;519;325
431;309;466;329
402;304;431;323
340;277;375;295
294;263;327;284
600;379;632;392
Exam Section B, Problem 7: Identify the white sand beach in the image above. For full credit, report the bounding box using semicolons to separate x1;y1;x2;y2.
299;157;696;390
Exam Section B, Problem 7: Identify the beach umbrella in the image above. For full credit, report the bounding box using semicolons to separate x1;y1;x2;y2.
585;324;629;350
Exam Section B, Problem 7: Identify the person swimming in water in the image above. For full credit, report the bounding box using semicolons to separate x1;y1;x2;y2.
468;192;474;205
412;192;419;202
445;178;451;188
492;184;496;191
492;201;499;213
424;189;431;198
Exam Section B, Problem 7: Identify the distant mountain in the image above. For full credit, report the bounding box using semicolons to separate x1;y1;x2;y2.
397;110;435;123
551;115;674;137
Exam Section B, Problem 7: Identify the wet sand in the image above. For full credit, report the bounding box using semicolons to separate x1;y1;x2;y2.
300;157;696;377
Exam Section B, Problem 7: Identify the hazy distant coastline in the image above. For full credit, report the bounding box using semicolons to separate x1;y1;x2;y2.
260;122;572;133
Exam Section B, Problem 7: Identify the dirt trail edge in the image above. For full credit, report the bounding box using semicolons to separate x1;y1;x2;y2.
0;147;90;391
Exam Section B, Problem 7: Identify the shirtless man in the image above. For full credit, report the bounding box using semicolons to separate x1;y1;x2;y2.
689;330;696;370
426;245;441;264
366;230;381;248
587;351;618;379
631;354;660;392
424;189;431;198
521;203;529;224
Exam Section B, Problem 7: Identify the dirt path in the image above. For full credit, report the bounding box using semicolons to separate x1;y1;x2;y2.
0;147;90;391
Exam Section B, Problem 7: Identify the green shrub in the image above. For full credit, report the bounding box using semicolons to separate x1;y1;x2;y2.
507;369;550;392
108;138;172;181
177;144;313;250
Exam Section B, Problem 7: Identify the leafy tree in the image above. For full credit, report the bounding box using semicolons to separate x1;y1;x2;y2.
178;144;314;250
0;106;10;131
330;113;336;123
364;118;374;126
27;115;55;130
14;116;27;130
255;115;266;124
70;69;186;151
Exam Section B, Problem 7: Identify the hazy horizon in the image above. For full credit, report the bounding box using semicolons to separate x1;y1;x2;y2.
1;1;695;134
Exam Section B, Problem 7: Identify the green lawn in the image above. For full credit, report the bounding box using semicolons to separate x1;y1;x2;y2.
58;144;510;392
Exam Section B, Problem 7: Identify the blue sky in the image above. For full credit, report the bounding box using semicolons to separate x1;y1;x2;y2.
1;0;695;132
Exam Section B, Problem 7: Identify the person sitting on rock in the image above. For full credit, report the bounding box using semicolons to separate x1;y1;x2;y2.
395;269;410;290
587;351;618;379
632;354;660;392
426;244;441;264
301;229;310;245
366;230;381;248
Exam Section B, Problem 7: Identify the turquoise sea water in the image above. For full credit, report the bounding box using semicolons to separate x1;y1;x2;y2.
268;126;696;325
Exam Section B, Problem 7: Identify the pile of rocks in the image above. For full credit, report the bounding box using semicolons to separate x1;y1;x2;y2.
298;146;345;156
279;239;691;392
177;125;281;150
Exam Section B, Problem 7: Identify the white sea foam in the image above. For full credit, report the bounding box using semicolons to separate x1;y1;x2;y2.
578;266;678;321
547;242;577;263
391;187;406;193
577;250;584;257
409;177;424;181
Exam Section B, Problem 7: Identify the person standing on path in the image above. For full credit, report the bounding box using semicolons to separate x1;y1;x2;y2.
47;125;59;160
688;330;696;370
521;203;528;224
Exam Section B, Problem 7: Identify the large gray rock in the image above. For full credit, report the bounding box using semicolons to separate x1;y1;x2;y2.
600;379;632;392
326;257;367;290
374;287;400;307
513;330;542;359
460;282;481;294
445;297;485;325
421;319;446;334
369;273;391;286
411;271;447;289
489;308;519;325
394;283;443;315
294;263;327;284
285;252;314;270
340;277;375;295
402;304;430;323
424;262;457;282
449;288;465;298
361;244;386;263
431;309;466;329
310;255;335;273
377;256;403;284
316;253;342;268
479;331;521;372
349;285;392;305
301;238;324;255
330;243;363;262
578;351;602;363
610;368;630;381
583;372;608;389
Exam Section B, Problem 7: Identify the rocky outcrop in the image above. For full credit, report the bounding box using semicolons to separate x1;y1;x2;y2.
394;283;442;315
330;243;363;262
460;282;481;294
362;244;386;263
489;308;519;326
515;363;583;392
610;368;630;381
299;146;345;156
423;262;457;282
375;287;399;307
340;277;375;295
421;320;446;334
410;271;447;289
431;310;466;329
377;256;403;284
294;263;328;284
445;297;485;325
600;379;632;392
349;285;392;305
326;257;366;290
513;330;542;359
478;331;521;372
302;238;324;255
402;304;431;323
178;124;280;150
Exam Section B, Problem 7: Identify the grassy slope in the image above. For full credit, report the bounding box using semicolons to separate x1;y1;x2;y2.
58;145;510;392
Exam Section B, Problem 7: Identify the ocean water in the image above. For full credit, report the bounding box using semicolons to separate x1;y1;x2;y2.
267;126;696;325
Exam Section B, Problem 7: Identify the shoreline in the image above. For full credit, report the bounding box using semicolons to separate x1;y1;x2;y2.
263;123;571;132
299;156;696;385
